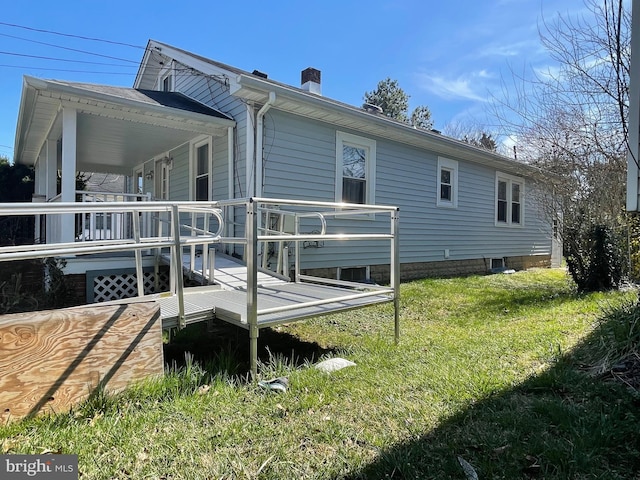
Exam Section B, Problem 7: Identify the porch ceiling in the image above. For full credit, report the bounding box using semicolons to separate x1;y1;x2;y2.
15;77;235;175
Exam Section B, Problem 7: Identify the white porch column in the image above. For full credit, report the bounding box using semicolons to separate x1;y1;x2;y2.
60;108;77;243
33;155;47;243
45;139;58;243
45;139;57;201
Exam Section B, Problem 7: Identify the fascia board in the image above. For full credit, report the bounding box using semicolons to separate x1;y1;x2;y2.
133;40;153;89
14;77;41;164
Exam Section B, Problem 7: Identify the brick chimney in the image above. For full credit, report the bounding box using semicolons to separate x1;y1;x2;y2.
301;67;321;95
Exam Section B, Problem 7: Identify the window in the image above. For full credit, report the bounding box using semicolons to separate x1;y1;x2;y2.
336;132;376;204
158;62;173;92
155;158;170;200
437;157;458;208
191;137;212;201
496;173;524;226
162;74;172;92
491;258;505;270
338;266;370;283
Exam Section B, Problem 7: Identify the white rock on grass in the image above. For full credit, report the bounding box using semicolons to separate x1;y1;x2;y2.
314;357;356;373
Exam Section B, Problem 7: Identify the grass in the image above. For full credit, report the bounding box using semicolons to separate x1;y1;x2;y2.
2;268;640;479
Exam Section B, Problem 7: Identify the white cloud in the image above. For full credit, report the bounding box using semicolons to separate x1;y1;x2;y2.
533;64;562;81
415;71;490;102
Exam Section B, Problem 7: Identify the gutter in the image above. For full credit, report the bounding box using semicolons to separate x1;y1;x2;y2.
233;74;548;179
255;91;276;197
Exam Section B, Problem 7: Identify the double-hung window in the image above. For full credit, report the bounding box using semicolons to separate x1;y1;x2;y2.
336;131;376;204
437;157;458;208
496;172;524;226
191;137;211;201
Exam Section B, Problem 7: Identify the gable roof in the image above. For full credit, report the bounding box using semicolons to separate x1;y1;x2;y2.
137;40;545;180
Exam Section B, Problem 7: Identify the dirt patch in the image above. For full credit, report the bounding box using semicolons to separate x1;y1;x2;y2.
164;320;334;374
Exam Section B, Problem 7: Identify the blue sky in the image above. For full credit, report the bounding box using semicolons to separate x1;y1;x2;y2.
0;0;590;160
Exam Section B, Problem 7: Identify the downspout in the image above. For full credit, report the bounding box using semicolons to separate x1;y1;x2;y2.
255;91;276;198
227;126;235;256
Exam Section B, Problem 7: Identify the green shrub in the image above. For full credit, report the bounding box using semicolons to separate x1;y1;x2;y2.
565;224;625;292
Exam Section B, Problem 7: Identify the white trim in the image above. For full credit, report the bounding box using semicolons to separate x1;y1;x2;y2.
62;255;157;275
627;0;640;211
190;135;213;201
436;157;458;208
60;108;77;243
335;131;376;204
45;139;57;201
495;171;525;227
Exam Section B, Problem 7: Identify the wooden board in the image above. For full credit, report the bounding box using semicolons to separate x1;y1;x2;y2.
0;302;163;421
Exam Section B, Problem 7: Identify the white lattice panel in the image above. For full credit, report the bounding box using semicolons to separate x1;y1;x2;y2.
94;271;170;302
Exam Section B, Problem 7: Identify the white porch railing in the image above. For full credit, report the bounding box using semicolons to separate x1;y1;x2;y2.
46;191;152;243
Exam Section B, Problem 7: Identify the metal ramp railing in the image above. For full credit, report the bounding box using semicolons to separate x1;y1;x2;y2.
0;197;399;376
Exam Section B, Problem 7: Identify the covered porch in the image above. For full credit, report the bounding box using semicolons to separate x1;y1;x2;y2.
14;76;235;244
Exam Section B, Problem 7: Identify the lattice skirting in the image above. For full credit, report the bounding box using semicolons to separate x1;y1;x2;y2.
93;270;170;303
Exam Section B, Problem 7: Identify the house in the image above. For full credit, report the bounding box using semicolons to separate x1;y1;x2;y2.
12;39;556;301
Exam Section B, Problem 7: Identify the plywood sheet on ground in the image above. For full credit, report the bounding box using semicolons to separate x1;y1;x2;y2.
0;302;163;421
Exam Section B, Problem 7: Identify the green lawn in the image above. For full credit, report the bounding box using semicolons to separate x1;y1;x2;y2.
2;269;639;479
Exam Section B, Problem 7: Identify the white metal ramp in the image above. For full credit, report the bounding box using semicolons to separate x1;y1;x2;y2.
0;197;399;377
155;253;393;330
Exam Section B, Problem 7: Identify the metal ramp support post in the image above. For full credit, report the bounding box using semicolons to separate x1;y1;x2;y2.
294;215;300;283
171;205;186;329
391;208;400;343
246;199;259;378
132;208;145;297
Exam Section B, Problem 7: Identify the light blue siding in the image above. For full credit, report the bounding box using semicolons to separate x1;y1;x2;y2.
150;62;551;273
174;63;247;199
212;136;228;201
169;143;189;201
262;110;551;270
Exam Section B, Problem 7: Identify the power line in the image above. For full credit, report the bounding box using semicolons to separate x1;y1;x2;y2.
0;64;137;75
0;32;139;63
0;50;136;67
0;61;220;78
0;21;144;49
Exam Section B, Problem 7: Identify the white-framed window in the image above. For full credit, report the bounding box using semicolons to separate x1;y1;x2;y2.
335;131;376;204
495;172;524;226
437;157;458;208
157;62;174;92
191;136;212;201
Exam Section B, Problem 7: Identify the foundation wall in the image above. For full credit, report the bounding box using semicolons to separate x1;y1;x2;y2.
299;255;553;284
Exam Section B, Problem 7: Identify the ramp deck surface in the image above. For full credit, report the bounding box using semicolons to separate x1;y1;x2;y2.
144;253;393;329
